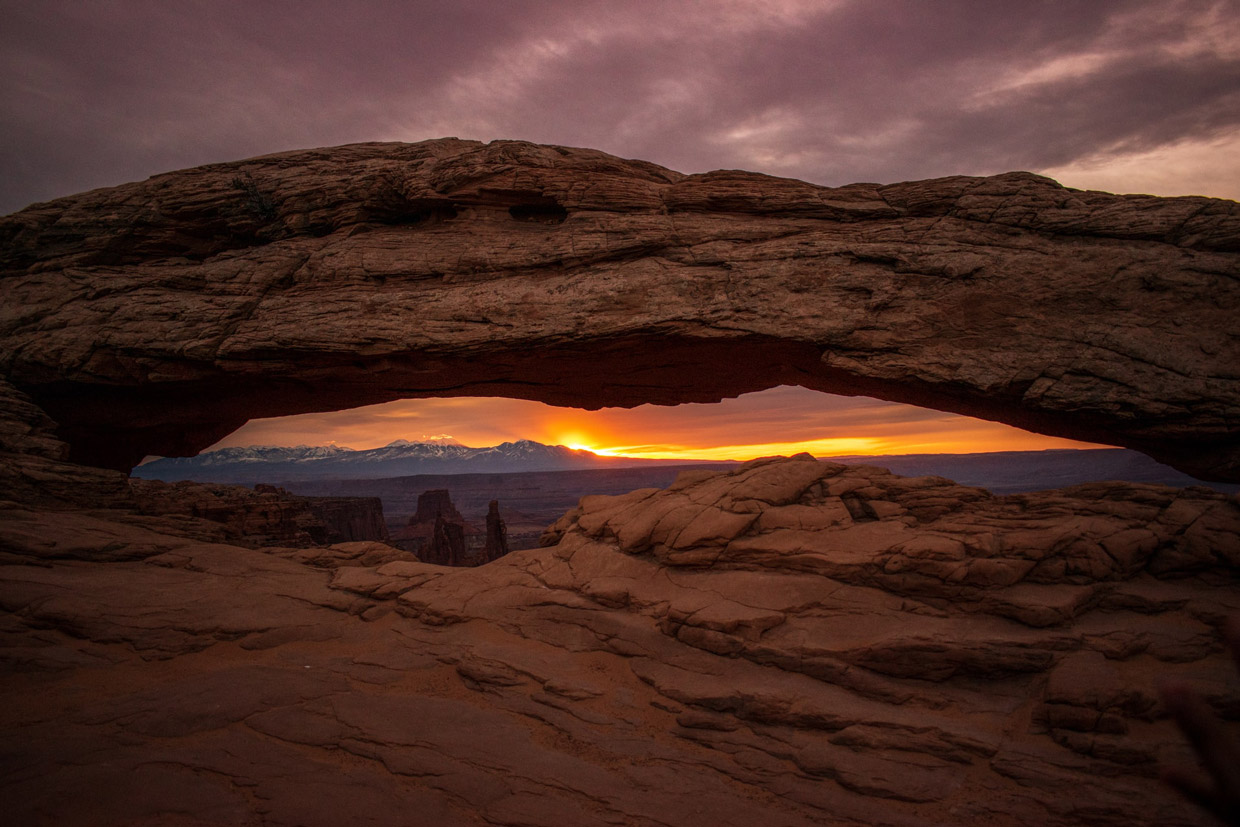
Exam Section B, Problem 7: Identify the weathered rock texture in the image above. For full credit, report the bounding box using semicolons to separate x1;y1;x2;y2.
392;488;478;564
484;498;510;562
129;479;390;547
0;377;134;509
2;139;1238;479
426;514;468;567
411;488;467;526
2;456;1238;825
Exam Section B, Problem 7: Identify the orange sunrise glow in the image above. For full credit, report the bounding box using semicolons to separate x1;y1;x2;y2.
210;385;1101;460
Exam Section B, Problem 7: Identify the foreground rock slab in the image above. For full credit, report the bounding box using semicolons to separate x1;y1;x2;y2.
2;139;1238;479
2;456;1238;826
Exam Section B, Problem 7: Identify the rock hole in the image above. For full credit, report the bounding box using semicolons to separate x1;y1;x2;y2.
372;198;459;226
841;496;877;522
509;200;568;224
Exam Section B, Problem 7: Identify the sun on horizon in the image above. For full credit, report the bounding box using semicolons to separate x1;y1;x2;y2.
206;385;1103;462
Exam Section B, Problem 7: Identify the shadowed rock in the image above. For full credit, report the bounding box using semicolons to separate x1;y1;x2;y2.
484;499;510;562
411;488;466;525
2;455;1237;825
424;514;467;567
1;139;1237;479
129;478;390;547
392;488;480;565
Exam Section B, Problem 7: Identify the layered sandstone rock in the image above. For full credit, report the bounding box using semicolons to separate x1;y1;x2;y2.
392;488;476;564
425;514;468;567
484;498;510;562
2;456;1237;826
128;478;390;547
411;488;467;526
1;140;1237;479
0;377;132;508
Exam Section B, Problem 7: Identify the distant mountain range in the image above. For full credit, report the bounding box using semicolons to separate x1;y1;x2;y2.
132;439;1238;495
132;438;717;482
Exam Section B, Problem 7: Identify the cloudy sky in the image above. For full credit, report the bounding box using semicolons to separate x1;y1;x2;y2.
4;0;1238;457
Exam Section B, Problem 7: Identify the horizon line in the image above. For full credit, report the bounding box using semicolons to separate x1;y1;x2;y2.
140;440;1117;466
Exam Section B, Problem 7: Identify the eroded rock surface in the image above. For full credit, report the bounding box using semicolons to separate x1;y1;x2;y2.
128;478;390;547
0;377;132;508
2;139;1238;479
392;488;478;565
484;498;510;562
2;456;1237;825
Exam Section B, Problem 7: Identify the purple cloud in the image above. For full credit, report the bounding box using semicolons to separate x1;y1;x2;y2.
3;0;1238;214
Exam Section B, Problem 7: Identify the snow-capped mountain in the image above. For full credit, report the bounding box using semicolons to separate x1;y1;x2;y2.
132;439;691;483
161;444;358;466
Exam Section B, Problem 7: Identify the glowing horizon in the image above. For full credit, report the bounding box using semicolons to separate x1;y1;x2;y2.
208;386;1102;462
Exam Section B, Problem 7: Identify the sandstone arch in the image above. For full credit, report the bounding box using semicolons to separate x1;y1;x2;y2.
1;139;1237;480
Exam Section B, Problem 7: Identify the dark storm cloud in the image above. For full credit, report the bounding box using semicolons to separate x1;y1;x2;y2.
2;0;1238;213
0;0;555;211
482;0;1240;185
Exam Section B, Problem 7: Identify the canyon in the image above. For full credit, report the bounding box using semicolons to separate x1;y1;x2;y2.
272;447;1233;548
1;139;1239;825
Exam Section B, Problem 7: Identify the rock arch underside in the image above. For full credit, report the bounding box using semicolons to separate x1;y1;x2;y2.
1;139;1239;827
1;138;1238;480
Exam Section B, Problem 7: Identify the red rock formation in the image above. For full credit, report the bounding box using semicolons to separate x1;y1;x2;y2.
392;488;480;564
1;140;1237;480
127;479;390;548
1;456;1236;825
0;377;132;508
424;514;468;567
483;499;510;562
411;488;466;525
306;496;390;544
1;139;1238;826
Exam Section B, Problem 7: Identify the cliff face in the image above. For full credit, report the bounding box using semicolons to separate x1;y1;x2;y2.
125;479;390;548
425;515;468;567
1;139;1237;480
300;493;389;544
411;488;466;526
394;489;512;567
483;499;510;562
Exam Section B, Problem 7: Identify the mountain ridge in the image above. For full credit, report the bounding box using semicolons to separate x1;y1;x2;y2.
133;438;723;482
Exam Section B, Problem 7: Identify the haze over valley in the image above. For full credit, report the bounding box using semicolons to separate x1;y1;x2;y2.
136;432;1239;554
